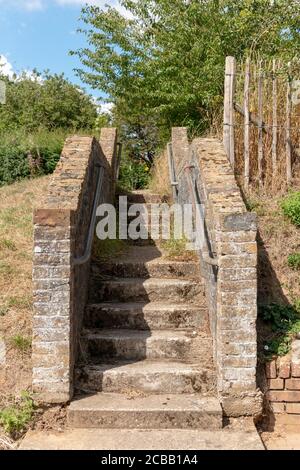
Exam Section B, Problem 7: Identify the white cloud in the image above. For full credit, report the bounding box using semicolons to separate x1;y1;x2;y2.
0;0;133;17
0;0;44;11
0;55;15;79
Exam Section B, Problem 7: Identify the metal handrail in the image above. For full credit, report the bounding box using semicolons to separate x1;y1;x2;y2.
166;142;218;266
73;165;105;266
184;164;218;267
167;142;178;202
115;143;122;181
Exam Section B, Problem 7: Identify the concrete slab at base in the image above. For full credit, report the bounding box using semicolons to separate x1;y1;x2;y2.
19;427;264;450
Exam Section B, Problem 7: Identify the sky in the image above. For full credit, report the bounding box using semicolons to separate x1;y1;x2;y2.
0;1;129;110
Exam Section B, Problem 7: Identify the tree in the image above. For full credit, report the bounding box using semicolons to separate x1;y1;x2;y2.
0;71;97;133
73;0;300;148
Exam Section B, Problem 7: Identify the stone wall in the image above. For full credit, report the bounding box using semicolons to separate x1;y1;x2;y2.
266;342;300;424
171;128;262;417
32;131;116;403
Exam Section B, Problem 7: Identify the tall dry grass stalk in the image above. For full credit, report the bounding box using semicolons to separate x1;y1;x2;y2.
234;58;300;194
149;149;172;197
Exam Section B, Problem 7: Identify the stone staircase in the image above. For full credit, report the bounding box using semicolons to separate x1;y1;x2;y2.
69;191;222;431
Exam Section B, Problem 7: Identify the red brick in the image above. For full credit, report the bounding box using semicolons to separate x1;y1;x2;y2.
291;363;300;378
271;402;285;414
267;390;300;402
286;403;300;414
277;356;291;378
268;378;284;390
266;360;277;379
285;378;300;390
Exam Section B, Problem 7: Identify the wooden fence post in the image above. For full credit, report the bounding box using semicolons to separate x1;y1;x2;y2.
223;56;236;168
286;63;292;184
272;59;278;174
244;58;250;189
257;60;264;188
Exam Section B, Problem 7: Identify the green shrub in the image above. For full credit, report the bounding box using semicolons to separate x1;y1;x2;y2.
0;129;66;186
281;192;300;227
0;392;35;436
260;303;300;357
119;159;150;191
10;334;32;353
288;253;300;270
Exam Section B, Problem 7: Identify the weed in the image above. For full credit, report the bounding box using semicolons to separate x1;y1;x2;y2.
245;198;265;216
162;236;197;261
0;392;35;436
93;237;127;261
7;295;32;310
0;262;14;275
287;253;300;270
0;239;17;251
0;304;8;316
281;192;300;227
260;302;300;358
10;335;32;353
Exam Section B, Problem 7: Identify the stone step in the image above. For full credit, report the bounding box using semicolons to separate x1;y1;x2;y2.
91;258;199;280
67;393;222;430
89;278;205;304
81;329;211;362
85;302;208;330
75;360;216;395
20;427;265;450
117;192;169;204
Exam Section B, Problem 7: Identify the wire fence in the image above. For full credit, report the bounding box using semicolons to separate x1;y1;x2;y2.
223;56;300;193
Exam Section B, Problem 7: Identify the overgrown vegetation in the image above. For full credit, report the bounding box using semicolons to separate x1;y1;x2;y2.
260;303;300;358
118;157;150;191
287;253;300;270
0;71;100;185
281;192;300;227
0;392;35;437
92;237;127;261
74;0;300;153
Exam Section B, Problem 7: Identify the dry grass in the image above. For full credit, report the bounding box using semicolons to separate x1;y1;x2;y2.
255;192;300;306
0;176;50;399
149;149;172;197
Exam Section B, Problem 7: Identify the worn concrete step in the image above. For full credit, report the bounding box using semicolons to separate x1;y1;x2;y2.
91;259;199;280
89;278;205;304
75;360;216;395
67;393;222;430
85;302;208;330
82;329;211;362
20;427;265;450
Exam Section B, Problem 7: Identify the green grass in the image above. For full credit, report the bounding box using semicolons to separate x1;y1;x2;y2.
261;302;300;358
10;335;32;353
287;253;300;270
0;239;17;251
0;392;35;436
7;295;32;310
281;191;300;227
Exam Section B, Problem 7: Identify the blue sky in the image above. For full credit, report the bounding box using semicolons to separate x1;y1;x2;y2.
0;1;129;108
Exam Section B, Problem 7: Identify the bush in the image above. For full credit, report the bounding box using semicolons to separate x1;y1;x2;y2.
0;392;35;436
287;253;300;270
281;192;300;227
118;158;150;191
260;302;300;357
0;129;66;186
